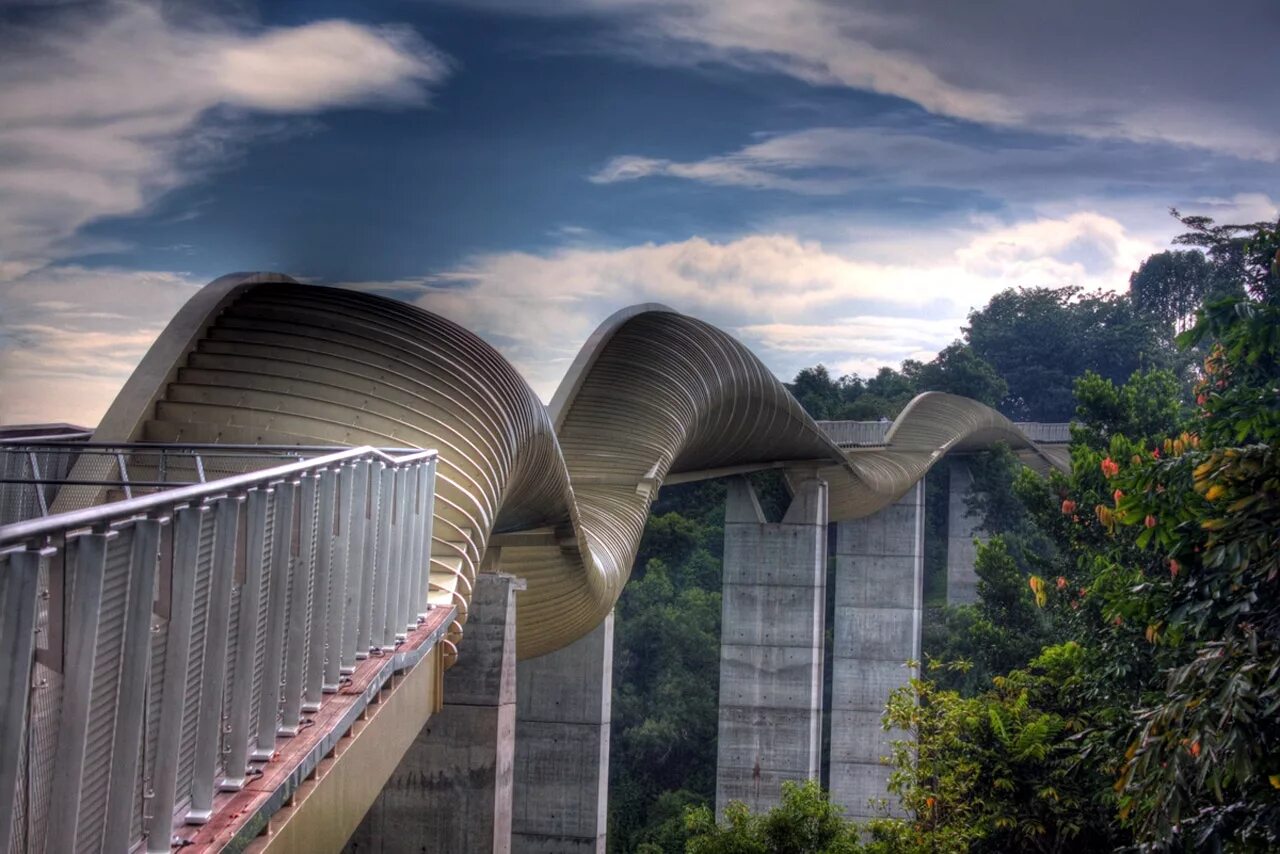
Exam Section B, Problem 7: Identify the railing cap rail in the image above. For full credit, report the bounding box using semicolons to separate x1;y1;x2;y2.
0;445;436;548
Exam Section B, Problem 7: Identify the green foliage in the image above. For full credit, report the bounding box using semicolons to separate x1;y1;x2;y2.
1129;249;1220;333
1073;368;1189;449
966;285;1174;421
685;781;864;854
907;342;1008;408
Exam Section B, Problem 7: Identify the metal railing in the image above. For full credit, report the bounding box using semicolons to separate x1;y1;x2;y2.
816;420;1073;447
0;445;438;853
0;442;421;525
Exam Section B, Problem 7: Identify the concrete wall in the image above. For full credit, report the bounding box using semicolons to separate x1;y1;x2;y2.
946;459;987;606
511;614;612;854
715;476;827;816
830;482;923;820
348;573;524;854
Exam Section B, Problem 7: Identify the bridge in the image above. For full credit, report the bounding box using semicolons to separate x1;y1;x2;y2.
0;274;1069;852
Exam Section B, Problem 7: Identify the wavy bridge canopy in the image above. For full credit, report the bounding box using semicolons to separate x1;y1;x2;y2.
81;274;1064;659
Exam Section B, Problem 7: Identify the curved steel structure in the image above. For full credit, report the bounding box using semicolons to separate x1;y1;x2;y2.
82;274;1064;659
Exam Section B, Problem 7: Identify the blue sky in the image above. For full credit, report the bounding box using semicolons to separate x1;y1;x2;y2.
1;0;1277;426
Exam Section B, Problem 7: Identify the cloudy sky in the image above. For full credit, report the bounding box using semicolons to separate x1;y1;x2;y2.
1;0;1277;426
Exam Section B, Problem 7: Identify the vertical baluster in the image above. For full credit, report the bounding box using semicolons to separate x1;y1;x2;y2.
222;488;269;790
396;468;417;635
187;496;239;822
355;462;384;658
368;466;394;653
416;457;438;622
280;475;315;734
0;548;44;853
101;517;161;852
303;469;336;710
253;481;296;760
379;466;405;648
146;505;204;852
405;463;425;631
344;461;370;667
44;532;110;854
326;463;353;687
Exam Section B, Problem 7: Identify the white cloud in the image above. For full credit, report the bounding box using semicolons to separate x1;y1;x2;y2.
402;211;1160;400
0;1;450;279
450;0;1280;160
0;266;203;426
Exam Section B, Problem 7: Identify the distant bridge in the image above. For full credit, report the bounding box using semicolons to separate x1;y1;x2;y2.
0;274;1069;852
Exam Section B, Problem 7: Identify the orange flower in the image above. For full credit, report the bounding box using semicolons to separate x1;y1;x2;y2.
1152;448;1161;459
1144;514;1157;529
1113;614;1123;626
925;796;936;809
1061;498;1077;514
1190;741;1201;759
1113;488;1124;505
1169;559;1180;578
1056;576;1067;590
1101;457;1120;477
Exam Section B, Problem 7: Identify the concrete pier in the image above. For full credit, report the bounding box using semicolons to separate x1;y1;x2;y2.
347;573;524;854
830;483;923;820
946;459;987;605
511;615;613;854
715;476;827;816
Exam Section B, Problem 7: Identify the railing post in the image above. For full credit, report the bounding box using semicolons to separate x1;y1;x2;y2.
304;469;335;711
344;460;371;667
254;481;296;761
379;466;406;648
187;495;239;822
326;463;354;687
280;474;316;735
0;548;44;853
44;532;111;854
101;517;161;852
146;504;205;852
222;487;270;790
417;457;438;621
405;462;426;630
357;463;387;657
393;464;417;636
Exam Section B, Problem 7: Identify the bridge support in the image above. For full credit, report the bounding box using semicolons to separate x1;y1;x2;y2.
946;459;987;605
830;482;923;820
512;614;613;854
715;476;827;816
348;573;525;854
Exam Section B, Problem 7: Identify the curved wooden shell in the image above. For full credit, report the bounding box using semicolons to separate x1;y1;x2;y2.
86;274;1064;659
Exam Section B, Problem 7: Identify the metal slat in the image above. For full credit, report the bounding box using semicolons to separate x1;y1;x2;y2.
187;497;239;822
390;465;414;639
373;468;396;647
0;550;42;853
43;533;110;854
253;482;295;761
304;470;336;707
221;489;269;791
342;461;370;670
416;458;438;621
101;517;161;852
279;476;315;735
146;506;204;852
326;464;354;687
355;464;383;659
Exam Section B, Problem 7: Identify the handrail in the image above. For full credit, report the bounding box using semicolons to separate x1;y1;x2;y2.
0;446;436;547
0;441;442;852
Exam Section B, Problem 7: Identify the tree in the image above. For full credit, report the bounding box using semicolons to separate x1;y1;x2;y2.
908;342;1008;408
965;286;1173;421
1129;250;1216;334
684;780;863;854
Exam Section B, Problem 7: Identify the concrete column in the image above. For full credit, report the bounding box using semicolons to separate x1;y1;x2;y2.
830;482;923;820
946;459;987;606
347;572;525;854
511;614;612;854
715;476;827;816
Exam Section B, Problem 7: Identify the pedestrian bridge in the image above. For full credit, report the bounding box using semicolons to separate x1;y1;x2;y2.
0;274;1069;852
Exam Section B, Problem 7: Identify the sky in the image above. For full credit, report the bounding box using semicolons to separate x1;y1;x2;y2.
1;0;1277;427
